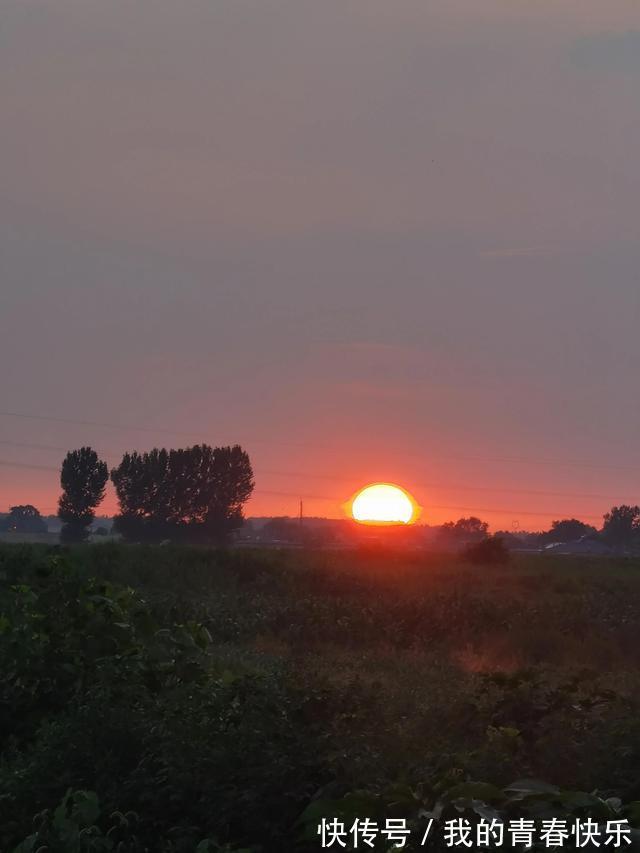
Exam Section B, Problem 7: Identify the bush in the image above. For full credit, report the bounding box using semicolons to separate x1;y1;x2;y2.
5;543;640;850
462;536;510;566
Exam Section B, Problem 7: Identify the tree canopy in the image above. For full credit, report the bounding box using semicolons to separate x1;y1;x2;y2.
111;443;254;544
0;505;47;534
58;447;109;543
602;505;640;546
439;516;489;544
541;518;597;544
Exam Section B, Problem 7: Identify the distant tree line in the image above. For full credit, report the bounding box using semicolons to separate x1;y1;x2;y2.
2;451;638;552
0;505;47;535
540;518;597;544
458;508;640;551
245;509;640;555
601;505;640;546
55;443;254;544
438;516;489;544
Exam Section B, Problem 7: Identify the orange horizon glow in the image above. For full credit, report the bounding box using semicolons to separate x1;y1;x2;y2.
0;469;613;532
349;482;420;526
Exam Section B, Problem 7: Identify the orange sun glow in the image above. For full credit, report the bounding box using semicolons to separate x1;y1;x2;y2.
350;483;418;525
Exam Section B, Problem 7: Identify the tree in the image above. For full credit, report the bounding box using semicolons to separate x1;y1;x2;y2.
463;536;510;566
58;447;109;543
541;518;597;545
0;505;47;534
601;505;640;547
439;516;489;545
110;448;171;542
111;444;254;544
195;444;255;543
261;517;300;541
492;529;526;549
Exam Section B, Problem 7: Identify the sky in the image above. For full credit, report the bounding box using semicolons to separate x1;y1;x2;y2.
1;0;640;530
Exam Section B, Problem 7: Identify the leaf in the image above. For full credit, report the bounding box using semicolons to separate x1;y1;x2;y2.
11;835;38;853
72;790;101;827
296;792;378;833
505;779;560;796
623;802;640;827
471;802;502;822
195;842;217;853
558;790;611;814
445;782;504;803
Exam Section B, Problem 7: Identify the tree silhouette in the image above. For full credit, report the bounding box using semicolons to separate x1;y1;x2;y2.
602;505;640;546
0;505;47;534
111;444;254;544
190;445;255;543
440;516;489;544
110;448;171;541
58;447;109;543
463;536;510;566
541;518;597;544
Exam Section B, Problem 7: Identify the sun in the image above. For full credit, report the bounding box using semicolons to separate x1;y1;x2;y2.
350;483;418;525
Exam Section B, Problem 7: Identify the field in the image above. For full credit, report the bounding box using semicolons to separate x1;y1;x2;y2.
2;543;640;851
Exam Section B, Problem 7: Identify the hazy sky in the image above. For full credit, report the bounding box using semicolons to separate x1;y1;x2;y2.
1;0;640;528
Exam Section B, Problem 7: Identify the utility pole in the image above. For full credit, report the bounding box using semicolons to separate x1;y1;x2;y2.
299;499;303;526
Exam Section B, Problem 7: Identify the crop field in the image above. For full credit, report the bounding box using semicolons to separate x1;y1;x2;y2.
2;544;640;851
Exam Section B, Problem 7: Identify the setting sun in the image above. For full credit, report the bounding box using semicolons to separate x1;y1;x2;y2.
350;483;418;525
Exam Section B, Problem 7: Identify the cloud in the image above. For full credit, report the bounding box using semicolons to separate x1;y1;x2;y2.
571;31;640;72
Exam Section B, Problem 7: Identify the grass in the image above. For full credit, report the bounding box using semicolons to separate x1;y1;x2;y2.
2;543;640;850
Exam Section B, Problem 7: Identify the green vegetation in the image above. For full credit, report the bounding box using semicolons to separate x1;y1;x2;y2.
2;544;640;851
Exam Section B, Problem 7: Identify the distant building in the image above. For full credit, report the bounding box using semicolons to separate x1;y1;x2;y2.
544;535;612;556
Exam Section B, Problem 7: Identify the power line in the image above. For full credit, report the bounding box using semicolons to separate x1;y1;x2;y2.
0;440;633;505
0;410;199;438
252;488;604;522
0;410;323;450
0;459;58;473
0;439;126;457
0;462;606;521
0;408;631;523
260;468;638;504
0;439;80;454
1;408;639;474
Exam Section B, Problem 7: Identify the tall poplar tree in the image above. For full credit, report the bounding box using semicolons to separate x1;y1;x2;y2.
58;447;109;543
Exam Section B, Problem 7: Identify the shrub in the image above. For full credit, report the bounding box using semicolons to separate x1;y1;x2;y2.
463;536;510;566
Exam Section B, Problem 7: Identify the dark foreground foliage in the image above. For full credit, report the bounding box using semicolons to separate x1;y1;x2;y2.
463;536;510;565
2;544;640;851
